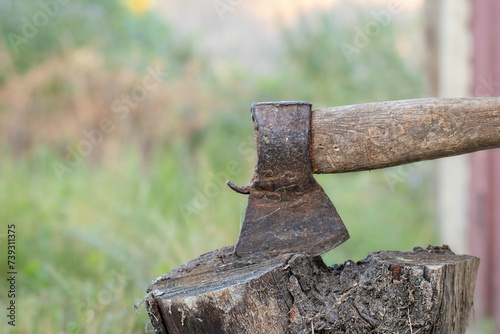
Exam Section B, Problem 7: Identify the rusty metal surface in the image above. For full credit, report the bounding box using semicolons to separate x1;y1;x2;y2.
228;102;349;257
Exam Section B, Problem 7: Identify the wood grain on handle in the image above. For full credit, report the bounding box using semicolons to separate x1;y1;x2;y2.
311;97;500;174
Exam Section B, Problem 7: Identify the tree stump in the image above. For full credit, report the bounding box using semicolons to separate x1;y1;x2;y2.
144;245;479;334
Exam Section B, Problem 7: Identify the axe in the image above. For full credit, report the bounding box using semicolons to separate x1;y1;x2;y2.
227;98;500;257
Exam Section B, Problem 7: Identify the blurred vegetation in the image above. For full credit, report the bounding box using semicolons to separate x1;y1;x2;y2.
0;0;191;73
0;1;453;333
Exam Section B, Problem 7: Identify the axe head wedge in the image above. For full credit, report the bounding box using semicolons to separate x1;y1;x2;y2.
228;101;349;257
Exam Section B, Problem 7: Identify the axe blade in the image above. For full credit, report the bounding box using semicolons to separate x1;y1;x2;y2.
229;102;349;257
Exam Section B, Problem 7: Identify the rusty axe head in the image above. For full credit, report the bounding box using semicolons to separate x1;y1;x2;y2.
227;101;349;257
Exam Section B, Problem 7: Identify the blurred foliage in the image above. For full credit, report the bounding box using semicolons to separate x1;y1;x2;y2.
0;1;458;333
279;8;423;105
0;0;192;74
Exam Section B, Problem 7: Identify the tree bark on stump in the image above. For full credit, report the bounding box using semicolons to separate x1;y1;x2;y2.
144;245;479;334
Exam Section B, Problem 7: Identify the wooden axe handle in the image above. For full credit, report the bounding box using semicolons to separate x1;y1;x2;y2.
311;97;500;173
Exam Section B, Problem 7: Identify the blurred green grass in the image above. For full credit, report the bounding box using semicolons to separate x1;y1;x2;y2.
0;1;445;333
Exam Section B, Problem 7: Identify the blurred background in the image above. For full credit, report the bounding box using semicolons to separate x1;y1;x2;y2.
0;0;498;333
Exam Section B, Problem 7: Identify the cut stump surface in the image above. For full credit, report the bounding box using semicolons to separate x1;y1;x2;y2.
145;245;479;334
